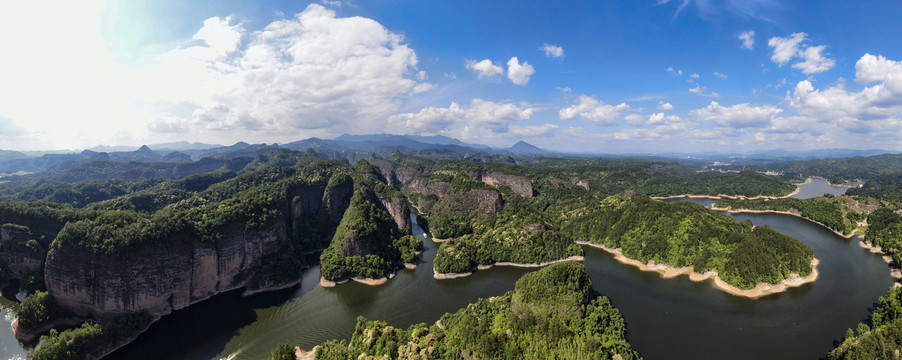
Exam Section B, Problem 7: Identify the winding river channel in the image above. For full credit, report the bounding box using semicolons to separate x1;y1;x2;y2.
0;180;894;359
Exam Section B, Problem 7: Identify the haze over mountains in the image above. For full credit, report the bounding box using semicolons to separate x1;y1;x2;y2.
1;133;898;177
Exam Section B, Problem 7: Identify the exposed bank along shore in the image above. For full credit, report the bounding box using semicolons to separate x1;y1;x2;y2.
709;205;860;239
432;255;586;280
319;260;421;288
650;187;800;201
858;241;902;287
575;241;819;299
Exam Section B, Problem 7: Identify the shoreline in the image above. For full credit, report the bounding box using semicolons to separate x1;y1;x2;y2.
575;241;819;299
319;261;419;287
320;272;394;287
810;176;860;188
432;255;586;280
650;187;799;201
709;205;859;239
858;241;902;285
12;317;86;342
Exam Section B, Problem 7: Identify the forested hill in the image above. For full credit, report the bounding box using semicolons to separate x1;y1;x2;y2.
729;153;902;183
714;195;879;236
563;194;814;290
829;286;902;359
279;261;642;360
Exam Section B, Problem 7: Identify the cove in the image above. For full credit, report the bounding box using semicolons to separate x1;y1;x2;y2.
793;177;852;199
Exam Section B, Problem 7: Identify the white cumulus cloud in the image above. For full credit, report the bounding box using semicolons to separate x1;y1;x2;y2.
540;43;564;58
509;124;559;137
466;59;504;79
388;99;539;142
658;102;674;110
789;54;902;133
647;112;682;125
768;32;835;74
559;95;630;124
507;57;535;85
691;101;782;128
739;30;755;50
128;4;432;143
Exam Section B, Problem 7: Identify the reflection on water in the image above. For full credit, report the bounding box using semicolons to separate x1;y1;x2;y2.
793;177;851;199
11;207;896;360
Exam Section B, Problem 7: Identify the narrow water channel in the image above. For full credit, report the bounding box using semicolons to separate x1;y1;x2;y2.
106;201;892;360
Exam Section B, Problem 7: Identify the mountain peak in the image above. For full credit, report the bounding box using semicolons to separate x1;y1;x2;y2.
137;145;153;152
508;141;549;154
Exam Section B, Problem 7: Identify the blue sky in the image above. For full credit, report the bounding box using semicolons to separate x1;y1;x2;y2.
1;0;902;153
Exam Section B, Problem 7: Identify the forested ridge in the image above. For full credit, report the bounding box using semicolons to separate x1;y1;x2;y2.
828;287;902;359
279;262;642;360
561;194;814;289
726;153;902;183
714;195;878;236
0;151;415;358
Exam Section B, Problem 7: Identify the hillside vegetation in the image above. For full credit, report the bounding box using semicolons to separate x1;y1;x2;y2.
302;262;642;360
714;195;879;236
564;194;814;289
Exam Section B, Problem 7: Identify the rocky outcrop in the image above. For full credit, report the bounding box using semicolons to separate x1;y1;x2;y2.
570;177;591;191
468;172;533;198
0;226;30;241
44;181;354;319
44;221;292;319
393;167;421;186
376;194;411;234
432;189;504;214
0;251;42;279
404;178;452;198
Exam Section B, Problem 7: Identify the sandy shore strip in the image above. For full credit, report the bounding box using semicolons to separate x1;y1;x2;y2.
575;240;819;299
321;259;424;287
709;206;858;239
433;255;585;279
859;241;902;281
319;272;396;287
296;345;318;360
650;187;799;201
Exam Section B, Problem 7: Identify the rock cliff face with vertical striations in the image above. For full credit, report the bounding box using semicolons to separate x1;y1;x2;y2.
376;193;411;233
43;180;354;319
467;172;533;198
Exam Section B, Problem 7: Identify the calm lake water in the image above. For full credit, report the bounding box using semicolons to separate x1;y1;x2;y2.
793;177;852;199
0;195;893;360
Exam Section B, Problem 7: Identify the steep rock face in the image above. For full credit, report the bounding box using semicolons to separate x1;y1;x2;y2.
468;172;533;198
44;180;354;319
0;251;42;279
376;194;411;234
370;160;400;188
404;178;452;198
44;222;290;319
323;179;354;223
393;167;421;186
570;177;591;190
432;189;504;214
0;227;30;241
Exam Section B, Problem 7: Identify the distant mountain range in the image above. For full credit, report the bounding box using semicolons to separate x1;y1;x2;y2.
1;133;899;176
0;135;553;175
